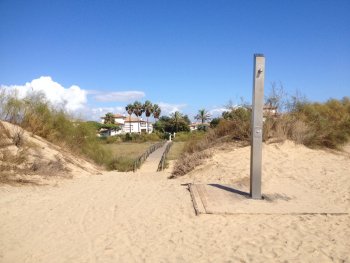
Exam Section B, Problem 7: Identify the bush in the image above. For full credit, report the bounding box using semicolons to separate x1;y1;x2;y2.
173;131;206;142
170;150;212;178
123;132;162;142
289;97;350;148
105;136;121;144
0;90;112;167
210;118;221;128
107;156;134;171
171;95;350;177
197;124;209;131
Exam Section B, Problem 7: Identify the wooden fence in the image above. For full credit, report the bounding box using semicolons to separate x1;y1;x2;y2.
157;142;173;171
133;141;166;172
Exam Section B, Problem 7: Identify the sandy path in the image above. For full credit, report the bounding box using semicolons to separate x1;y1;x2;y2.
138;142;170;173
1;170;349;262
1;141;350;262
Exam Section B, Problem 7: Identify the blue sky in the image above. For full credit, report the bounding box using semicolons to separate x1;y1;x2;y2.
1;0;349;120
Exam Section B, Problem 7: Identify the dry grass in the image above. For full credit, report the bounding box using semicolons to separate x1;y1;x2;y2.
170;150;212;178
102;142;158;159
0;121;74;185
167;142;186;160
0;173;41;186
102;142;160;171
167;119;250;177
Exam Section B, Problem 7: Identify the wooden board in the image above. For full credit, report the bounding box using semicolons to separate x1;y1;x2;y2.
188;183;349;215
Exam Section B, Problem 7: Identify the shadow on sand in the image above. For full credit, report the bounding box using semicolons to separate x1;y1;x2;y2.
208;184;250;198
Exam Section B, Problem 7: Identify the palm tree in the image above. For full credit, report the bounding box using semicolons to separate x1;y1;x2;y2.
143;100;153;133
125;103;134;133
104;112;115;124
153;104;161;120
132;101;144;133
170;111;183;133
195;109;211;124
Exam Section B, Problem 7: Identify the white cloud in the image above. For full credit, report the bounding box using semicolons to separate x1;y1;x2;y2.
0;77;189;122
94;91;145;102
158;102;187;115
209;107;228;117
1;76;87;112
85;106;126;121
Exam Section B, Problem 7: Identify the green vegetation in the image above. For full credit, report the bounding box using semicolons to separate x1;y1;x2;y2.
195;108;211;124
102;142;157;158
102;132;163;143
3;85;348;177
172;131;206;142
153;112;191;133
0;88;170;171
0;90;169;172
104;112;116;124
172;94;350;178
143;100;153;133
102;142;159;171
167;142;186;161
124;100;162;134
0;90;113;167
279;97;350;148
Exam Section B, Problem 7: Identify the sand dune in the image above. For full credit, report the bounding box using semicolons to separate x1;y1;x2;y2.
0;121;100;185
0;140;349;262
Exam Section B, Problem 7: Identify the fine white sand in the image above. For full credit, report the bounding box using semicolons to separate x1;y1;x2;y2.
0;140;349;262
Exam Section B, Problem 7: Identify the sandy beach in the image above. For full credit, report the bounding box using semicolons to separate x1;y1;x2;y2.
0;141;349;262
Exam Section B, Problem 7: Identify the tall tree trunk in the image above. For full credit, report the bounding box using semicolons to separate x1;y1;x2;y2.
146;117;149;133
138;116;140;134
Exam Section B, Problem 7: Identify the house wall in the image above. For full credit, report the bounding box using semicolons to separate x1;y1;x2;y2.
123;122;153;134
100;116;153;134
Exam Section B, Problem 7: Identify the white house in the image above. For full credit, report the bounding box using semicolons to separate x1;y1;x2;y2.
190;122;210;132
263;104;278;117
100;114;153;135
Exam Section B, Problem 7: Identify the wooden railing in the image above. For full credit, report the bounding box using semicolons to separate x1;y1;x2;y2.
133;141;166;172
157;142;173;171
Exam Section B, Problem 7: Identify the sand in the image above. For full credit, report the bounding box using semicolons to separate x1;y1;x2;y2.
0;140;350;262
0;121;100;185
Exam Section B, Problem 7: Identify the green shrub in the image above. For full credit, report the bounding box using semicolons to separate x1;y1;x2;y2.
210;118;221;128
172;96;350;177
0;90;112;167
107;156;134;171
105;136;121;144
173;131;206;142
289;97;350;148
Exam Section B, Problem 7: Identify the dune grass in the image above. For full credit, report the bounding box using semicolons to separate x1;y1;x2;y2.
172;96;350;177
102;142;158;158
102;142;160;171
166;141;186;160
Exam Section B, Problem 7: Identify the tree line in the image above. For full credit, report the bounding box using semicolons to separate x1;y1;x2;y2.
104;100;213;134
104;100;161;133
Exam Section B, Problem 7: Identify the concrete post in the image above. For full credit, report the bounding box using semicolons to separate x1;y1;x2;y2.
250;54;265;199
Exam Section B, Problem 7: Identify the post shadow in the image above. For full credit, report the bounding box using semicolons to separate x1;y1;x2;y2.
208;184;250;198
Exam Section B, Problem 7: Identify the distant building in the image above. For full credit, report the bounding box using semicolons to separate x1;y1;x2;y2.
189;122;210;132
263;104;278;117
100;114;153;136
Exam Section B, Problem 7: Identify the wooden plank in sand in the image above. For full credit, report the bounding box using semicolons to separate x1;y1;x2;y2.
189;183;349;215
188;184;206;215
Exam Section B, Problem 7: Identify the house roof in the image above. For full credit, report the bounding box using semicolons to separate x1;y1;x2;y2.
124;116;152;123
100;114;154;124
